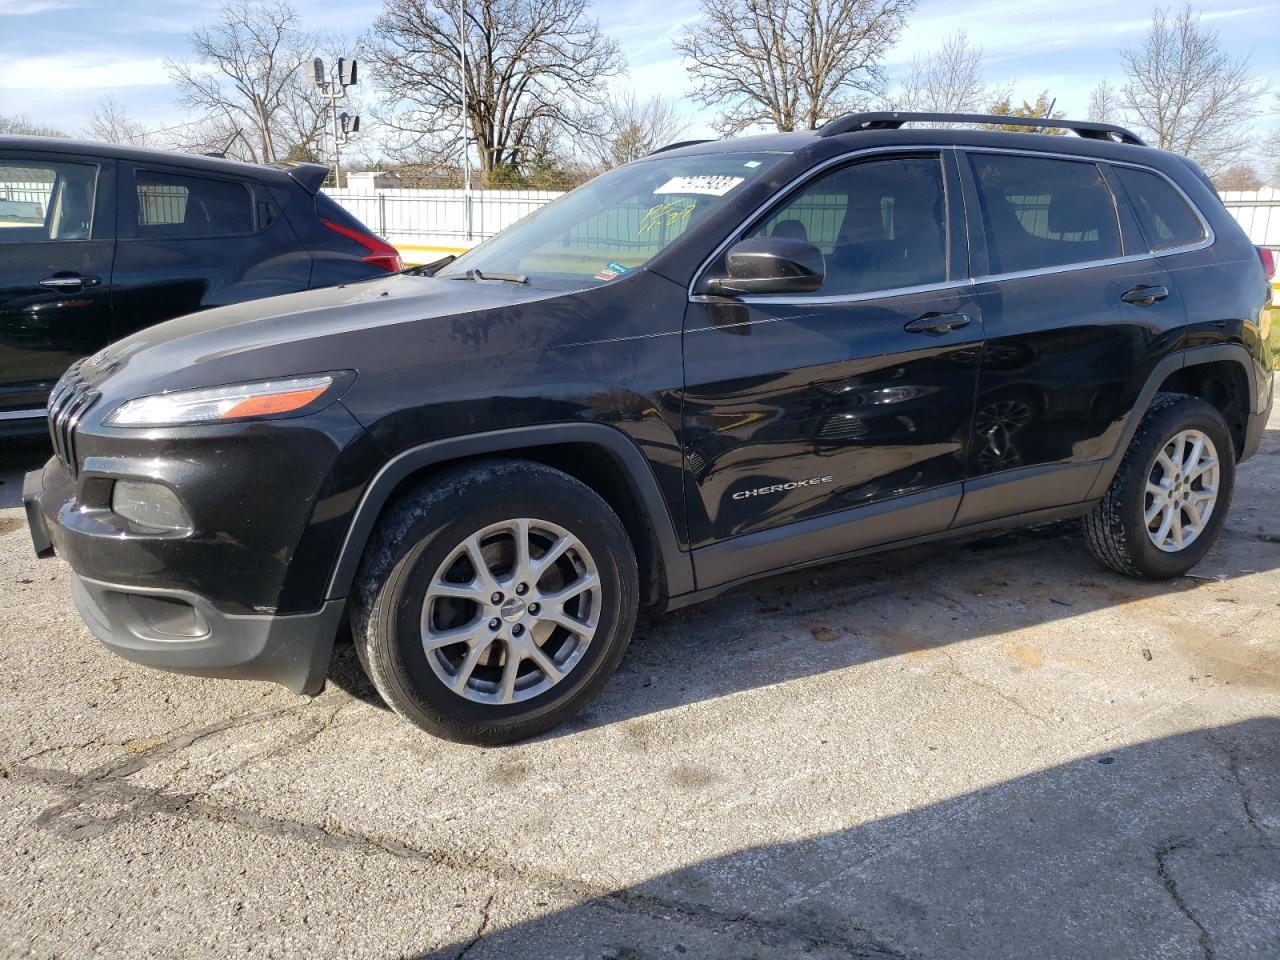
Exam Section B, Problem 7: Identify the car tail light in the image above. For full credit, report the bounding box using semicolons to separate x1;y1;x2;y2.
1258;246;1276;280
322;218;403;273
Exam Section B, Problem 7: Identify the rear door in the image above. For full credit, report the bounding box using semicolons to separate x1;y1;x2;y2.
682;150;984;588
110;163;311;340
0;152;115;420
954;149;1187;525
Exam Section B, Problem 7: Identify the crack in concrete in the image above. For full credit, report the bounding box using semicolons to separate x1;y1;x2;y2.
1206;733;1266;839
601;888;914;959
1155;840;1213;960
454;893;496;960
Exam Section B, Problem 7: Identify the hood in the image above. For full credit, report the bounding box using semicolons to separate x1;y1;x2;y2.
78;273;578;401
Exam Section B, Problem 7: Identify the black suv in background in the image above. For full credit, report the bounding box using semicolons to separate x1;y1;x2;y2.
0;137;401;430
24;113;1274;744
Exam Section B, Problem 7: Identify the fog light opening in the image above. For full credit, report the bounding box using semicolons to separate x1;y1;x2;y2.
110;480;193;534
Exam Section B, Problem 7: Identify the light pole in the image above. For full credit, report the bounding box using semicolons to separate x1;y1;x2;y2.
313;57;360;188
459;0;473;240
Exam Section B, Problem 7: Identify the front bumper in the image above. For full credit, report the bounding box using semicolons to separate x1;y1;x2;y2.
23;422;361;695
69;572;344;695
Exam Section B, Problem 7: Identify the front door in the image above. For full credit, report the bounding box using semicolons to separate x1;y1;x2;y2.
681;151;984;590
0;153;115;419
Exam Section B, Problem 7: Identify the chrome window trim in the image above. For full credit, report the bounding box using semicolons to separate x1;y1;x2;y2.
687;143;1215;305
693;277;975;307
0;408;47;421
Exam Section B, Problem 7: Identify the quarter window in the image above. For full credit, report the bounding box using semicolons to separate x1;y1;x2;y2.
969;154;1122;274
1112;166;1205;251
749;156;948;296
135;170;258;238
0;160;98;243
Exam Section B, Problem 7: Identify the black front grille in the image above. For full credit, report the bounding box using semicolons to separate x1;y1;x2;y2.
47;360;99;477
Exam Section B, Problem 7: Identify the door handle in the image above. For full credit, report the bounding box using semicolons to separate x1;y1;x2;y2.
905;312;971;335
1121;285;1168;306
39;275;100;290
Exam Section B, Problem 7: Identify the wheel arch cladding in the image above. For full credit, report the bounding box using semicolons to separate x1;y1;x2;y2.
326;424;695;607
1087;343;1258;501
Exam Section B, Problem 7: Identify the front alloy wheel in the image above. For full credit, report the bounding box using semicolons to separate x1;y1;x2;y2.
422;519;602;705
351;459;638;744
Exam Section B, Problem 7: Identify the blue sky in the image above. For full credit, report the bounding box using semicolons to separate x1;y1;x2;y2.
1;0;1277;147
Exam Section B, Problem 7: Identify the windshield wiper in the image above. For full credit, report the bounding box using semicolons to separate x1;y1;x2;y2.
401;254;455;276
468;268;528;285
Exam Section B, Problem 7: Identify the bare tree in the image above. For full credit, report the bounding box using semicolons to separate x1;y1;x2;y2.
1213;163;1264;192
1267;130;1280;187
364;0;623;179
893;31;987;122
0;114;66;138
586;93;689;169
1120;4;1268;175
676;0;914;135
1087;79;1121;125
85;96;153;146
166;0;330;164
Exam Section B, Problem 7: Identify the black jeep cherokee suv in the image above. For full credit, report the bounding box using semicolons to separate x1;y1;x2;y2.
25;112;1275;744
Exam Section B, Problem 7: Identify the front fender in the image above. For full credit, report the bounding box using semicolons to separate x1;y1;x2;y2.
324;422;696;603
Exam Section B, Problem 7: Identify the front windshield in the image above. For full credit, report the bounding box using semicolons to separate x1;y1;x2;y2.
437;152;785;286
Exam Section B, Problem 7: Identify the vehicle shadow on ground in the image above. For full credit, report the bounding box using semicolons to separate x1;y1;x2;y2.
413;718;1278;959
329;425;1280;734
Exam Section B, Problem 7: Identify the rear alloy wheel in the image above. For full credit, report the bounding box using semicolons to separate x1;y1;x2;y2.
351;460;638;744
1142;429;1220;554
1085;393;1235;580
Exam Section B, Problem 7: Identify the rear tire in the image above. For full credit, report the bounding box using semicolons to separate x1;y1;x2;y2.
351;459;638;744
1084;393;1235;580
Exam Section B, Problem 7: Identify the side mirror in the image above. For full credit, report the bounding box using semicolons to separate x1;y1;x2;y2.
701;237;825;296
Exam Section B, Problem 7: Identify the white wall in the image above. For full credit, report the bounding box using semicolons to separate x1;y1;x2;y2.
1221;188;1280;250
324;187;562;252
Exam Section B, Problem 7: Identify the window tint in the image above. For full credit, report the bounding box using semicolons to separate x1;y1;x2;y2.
1112;166;1204;251
0;160;98;243
969;154;1121;274
136;170;256;238
749;156;948;296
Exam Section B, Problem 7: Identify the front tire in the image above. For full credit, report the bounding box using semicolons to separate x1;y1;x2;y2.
1084;393;1235;579
351;459;638;744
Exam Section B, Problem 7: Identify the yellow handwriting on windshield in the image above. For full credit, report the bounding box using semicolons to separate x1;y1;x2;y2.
639;198;696;237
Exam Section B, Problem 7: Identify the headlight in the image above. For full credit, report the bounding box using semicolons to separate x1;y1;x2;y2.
105;374;343;427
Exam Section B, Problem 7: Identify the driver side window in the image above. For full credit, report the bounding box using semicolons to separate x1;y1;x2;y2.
749;155;949;296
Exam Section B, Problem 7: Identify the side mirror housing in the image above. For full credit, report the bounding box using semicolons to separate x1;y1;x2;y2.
701;237;825;296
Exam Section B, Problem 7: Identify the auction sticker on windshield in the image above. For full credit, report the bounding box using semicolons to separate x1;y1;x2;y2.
654;175;745;196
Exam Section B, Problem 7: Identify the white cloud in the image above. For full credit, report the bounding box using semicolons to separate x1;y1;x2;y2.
0;0;86;13
0;54;172;91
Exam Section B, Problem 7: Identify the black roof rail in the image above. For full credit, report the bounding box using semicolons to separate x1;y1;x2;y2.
648;139;714;156
817;111;1146;146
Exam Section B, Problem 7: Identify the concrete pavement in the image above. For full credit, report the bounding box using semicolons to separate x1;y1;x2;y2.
1;395;1277;959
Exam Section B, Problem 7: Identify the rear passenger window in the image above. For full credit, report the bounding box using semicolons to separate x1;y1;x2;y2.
1112;166;1205;251
749;156;948;296
969;154;1122;275
0;160;98;243
135;170;257;238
